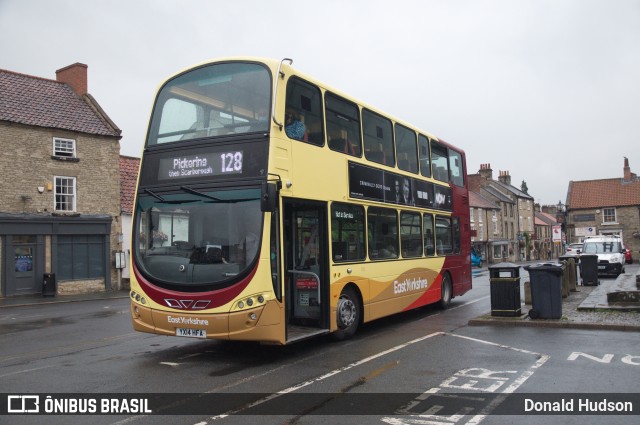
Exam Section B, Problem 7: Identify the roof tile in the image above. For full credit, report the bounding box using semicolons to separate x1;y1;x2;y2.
0;68;120;137
567;178;640;209
119;156;140;214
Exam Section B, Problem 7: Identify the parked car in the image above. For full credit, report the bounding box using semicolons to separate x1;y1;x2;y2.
581;236;626;276
625;248;633;264
471;249;483;268
564;242;583;257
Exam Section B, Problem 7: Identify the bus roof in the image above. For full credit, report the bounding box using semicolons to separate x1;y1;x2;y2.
155;56;464;156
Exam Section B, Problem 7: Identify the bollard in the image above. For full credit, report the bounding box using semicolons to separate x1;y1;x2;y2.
558;255;578;292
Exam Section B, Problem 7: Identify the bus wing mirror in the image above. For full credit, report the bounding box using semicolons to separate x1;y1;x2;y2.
261;182;279;212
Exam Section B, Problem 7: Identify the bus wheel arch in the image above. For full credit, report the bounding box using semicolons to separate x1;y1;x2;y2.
332;284;362;341
438;271;453;309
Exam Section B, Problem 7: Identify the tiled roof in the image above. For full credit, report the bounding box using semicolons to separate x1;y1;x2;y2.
470;190;499;209
0;68;120;137
492;179;533;200
120;156;140;214
567;178;640;209
535;211;558;225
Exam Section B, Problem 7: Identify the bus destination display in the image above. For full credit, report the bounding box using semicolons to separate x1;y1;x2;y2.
157;151;243;181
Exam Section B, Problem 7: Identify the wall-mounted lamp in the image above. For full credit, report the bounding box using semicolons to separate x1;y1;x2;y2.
37;186;45;193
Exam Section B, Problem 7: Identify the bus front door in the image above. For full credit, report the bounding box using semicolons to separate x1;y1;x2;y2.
284;202;329;343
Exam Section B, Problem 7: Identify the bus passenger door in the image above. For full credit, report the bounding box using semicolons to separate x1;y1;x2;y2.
283;201;329;342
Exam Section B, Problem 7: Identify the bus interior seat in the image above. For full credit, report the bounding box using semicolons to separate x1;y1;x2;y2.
329;137;347;152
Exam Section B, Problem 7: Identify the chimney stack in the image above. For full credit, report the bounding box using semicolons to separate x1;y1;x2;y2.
623;157;632;181
56;63;88;96
478;163;493;180
498;170;512;186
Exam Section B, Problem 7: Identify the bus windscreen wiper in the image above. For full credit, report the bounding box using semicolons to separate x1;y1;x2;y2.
144;189;165;202
180;186;259;204
180;186;221;201
144;188;198;204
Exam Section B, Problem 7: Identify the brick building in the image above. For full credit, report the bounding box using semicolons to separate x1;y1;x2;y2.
0;63;122;296
565;157;640;258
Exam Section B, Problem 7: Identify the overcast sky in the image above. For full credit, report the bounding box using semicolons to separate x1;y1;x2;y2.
1;0;638;206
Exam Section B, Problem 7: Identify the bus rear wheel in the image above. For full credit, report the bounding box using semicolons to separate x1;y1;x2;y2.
333;287;360;341
439;273;452;309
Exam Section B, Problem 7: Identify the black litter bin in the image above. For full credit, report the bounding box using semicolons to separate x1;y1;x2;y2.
579;254;599;286
488;262;521;317
524;263;563;319
43;273;56;297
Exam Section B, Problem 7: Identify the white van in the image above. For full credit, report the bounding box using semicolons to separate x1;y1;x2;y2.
581;235;626;276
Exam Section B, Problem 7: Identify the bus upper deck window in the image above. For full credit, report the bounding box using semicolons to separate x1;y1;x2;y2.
285;77;323;146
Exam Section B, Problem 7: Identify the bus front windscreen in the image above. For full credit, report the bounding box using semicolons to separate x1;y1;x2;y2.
134;187;262;290
147;62;272;145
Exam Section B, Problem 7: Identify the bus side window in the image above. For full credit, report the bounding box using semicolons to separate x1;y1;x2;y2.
401;211;423;257
419;135;431;177
435;215;453;255
395;124;418;174
424;213;435;256
449;149;465;187
368;207;398;260
452;217;461;254
285;77;323;146
431;143;449;183
363;109;394;167
325;92;362;156
331;203;366;262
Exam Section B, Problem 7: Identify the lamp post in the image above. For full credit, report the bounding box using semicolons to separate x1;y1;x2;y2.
556;200;566;256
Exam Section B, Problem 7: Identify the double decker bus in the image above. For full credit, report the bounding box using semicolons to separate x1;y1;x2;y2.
130;57;472;344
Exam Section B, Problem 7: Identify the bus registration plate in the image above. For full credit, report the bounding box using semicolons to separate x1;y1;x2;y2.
176;328;206;338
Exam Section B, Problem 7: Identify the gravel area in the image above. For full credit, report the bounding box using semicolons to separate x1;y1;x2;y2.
469;283;640;331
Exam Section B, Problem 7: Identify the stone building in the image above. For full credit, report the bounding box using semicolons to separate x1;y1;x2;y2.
565;157;640;258
469;190;501;263
534;210;559;260
0;63;122;296
468;164;535;263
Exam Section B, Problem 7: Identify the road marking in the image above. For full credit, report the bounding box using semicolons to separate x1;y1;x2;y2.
382;334;550;425
208;332;444;420
202;331;549;423
567;352;614;363
0;365;55;378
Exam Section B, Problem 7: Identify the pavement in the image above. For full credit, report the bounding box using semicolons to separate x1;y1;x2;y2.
469;261;640;332
1;263;639;332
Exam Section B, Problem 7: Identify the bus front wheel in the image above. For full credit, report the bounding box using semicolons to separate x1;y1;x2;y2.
439;273;452;309
333;287;360;341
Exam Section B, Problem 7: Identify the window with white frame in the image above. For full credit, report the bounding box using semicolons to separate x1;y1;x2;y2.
470;208;475;223
603;208;617;223
478;210;483;223
492;211;498;234
53;137;76;158
55;176;76;211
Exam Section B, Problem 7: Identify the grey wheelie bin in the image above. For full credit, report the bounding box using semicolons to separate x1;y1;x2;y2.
524;263;563;319
579;254;599;286
489;262;521;317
